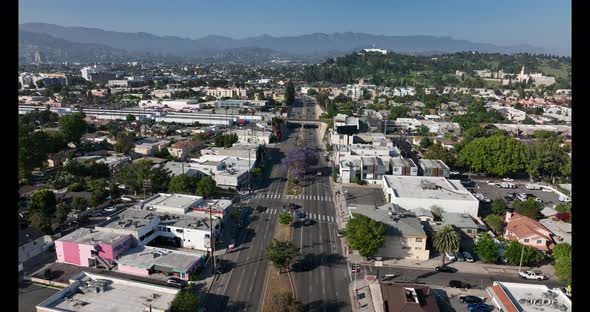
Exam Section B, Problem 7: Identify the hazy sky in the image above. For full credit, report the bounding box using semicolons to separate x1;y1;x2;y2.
19;0;571;55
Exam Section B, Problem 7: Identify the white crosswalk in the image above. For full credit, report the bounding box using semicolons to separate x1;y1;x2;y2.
260;209;335;223
253;193;333;202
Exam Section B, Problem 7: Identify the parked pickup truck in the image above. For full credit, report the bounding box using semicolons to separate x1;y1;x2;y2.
519;270;547;280
525;183;543;190
500;182;516;189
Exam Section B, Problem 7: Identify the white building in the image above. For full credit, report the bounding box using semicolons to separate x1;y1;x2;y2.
80;65;107;81
206;88;247;99
188;154;255;190
230;128;272;145
363;48;387;54
107;80;129;88
486;281;571;312
134;138;170;155
139;99;203;111
382;176;480;217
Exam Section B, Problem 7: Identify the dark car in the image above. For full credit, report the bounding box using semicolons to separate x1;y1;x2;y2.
449;280;471;289
166;277;187;288
435;266;457;273
467;303;491;312
303;218;312;225
460;296;485;304
256;206;265;213
296;211;306;218
461;180;476;187
289;203;298;210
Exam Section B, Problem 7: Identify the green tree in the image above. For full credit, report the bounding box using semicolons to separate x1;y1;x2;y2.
29;189;57;215
29;211;52;234
423;143;456;167
554;203;571;214
344;213;385;257
58;113;88;144
116;160;171;194
55;203;71;223
484;214;504;234
419;137;433;149
433;225;460;265
285;81;296;105
459;134;529;176
168;174;199;194
512;198;542;220
491;199;508;215
503;240;543;266
114;132;136;155
170;291;199;312
474;233;499;264
553;243;571;260
278;212;294;225
266;239;299;273
195;176;216;197
268;292;302;312
417;125;430;136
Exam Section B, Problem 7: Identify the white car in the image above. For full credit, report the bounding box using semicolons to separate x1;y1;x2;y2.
104;207;117;212
503;178;514;182
519;270;547;280
445;251;457;261
559;195;571;202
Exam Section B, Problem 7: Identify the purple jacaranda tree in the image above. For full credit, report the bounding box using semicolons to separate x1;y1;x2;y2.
281;147;319;180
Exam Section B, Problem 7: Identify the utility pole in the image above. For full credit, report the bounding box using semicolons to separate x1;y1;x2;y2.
518;242;525;273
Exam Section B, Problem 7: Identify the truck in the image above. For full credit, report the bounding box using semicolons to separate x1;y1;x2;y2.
525;183;542;190
500;182;516;189
519;270;547;280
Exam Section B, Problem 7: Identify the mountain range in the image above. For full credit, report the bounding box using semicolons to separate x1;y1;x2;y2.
19;22;561;64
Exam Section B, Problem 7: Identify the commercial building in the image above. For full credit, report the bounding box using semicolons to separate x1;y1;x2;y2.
382;176;480;217
134;138;171;156
486;281;571;312
333;113;360;134
187;154;255;190
352;204;429;261
36;271;179;312
107;80;129;88
139;99;204;111
230;128;273;145
117;246;207;280
217;99;268;108
206;88;247;99
419;159;450;178
339;156;388;184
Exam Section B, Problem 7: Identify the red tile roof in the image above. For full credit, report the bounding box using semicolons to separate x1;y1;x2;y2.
488;285;519;312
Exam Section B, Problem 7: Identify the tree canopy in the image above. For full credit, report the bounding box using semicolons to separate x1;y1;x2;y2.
503;240;543;266
195;176;216;197
266;239;299;273
168;174;199;195
344;213;385;257
116;160;171;194
423;143;456;167
553;243;571;285
58;112;88;144
459;134;529;176
170;291;199;312
484;214;504;234
285;81;296;106
278;212;294;225
29;189;57;215
474;233;499;264
512;198;542;220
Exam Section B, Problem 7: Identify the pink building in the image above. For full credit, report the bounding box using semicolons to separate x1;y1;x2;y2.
55;228;134;268
504;212;555;252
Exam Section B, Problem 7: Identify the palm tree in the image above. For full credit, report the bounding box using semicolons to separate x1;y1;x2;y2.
433;225;460;266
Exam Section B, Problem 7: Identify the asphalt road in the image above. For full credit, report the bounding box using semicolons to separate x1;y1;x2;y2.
289;98;352;312
355;263;564;290
206;112;298;312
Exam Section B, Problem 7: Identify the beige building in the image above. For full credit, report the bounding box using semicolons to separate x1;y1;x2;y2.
352;204;429;261
167;140;203;159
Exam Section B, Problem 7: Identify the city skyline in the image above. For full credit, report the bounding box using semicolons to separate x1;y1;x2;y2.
19;0;571;56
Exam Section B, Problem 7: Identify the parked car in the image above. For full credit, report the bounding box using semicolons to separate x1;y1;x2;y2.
450;171;460;175
525;183;543;190
445;251;457;262
317;171;322;176
463;252;474;263
559;195;571;202
456;251;466;262
166;277;187;288
467;303;491;312
460;296;485;304
502;178;514;182
519;270;547;280
89;210;103;217
435;266;457;273
535;198;544;203
104;206;117;212
337;230;344;237
449;280;471;289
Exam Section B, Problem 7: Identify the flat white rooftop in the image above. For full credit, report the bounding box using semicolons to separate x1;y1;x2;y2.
37;272;178;312
488;281;571;312
117;246;205;273
141;193;203;213
384;175;478;201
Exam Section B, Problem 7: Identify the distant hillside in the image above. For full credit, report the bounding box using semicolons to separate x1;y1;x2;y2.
19;22;566;64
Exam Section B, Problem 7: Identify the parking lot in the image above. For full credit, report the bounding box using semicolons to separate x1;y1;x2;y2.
473;182;562;218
